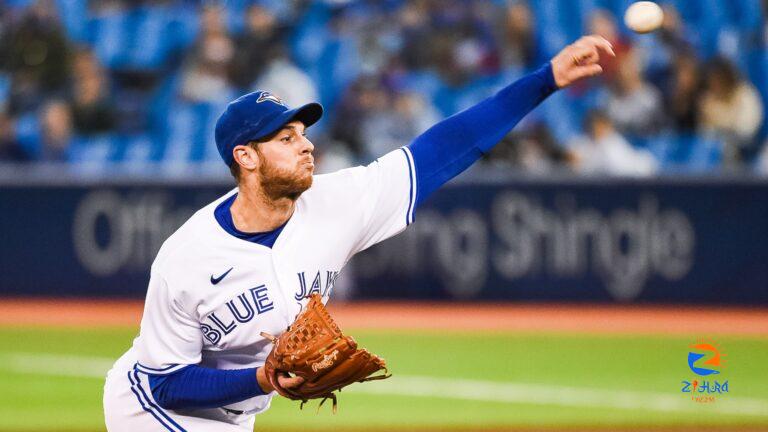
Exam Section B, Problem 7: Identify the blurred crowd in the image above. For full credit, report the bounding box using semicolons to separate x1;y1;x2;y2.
0;0;766;176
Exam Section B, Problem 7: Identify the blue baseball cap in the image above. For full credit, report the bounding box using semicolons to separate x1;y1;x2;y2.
214;91;323;166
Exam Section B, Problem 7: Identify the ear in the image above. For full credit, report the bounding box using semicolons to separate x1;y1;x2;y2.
232;144;259;173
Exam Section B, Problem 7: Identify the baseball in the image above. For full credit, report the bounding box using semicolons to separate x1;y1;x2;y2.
624;1;664;34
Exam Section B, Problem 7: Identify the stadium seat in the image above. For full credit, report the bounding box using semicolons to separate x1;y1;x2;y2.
124;6;178;71
117;134;159;164
0;74;10;106
67;134;120;165
161;103;201;164
88;10;130;69
541;91;581;144
161;99;232;165
658;134;724;172
14;112;41;158
733;0;765;30
529;0;569;58
54;0;87;43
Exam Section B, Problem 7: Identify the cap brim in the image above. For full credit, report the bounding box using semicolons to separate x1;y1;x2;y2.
255;102;324;141
289;102;323;128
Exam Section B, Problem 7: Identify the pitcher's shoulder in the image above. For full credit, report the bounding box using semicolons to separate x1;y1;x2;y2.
152;188;237;271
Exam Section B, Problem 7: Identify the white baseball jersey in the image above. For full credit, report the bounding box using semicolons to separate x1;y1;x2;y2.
103;147;417;432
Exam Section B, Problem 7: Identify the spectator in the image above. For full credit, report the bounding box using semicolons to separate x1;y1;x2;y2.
360;90;440;159
397;0;433;70
252;49;319;108
664;52;702;133
570;110;658;176
0;0;71;114
229;4;282;89
429;2;498;86
39;100;73;162
699;57;764;164
643;4;694;84
330;76;387;158
604;49;664;136
69;49;116;134
588;9;631;83
89;0;124;14
0;110;27;162
180;5;235;103
497;1;537;70
488;123;570;173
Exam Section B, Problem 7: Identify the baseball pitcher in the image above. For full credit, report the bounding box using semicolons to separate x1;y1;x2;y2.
103;36;614;431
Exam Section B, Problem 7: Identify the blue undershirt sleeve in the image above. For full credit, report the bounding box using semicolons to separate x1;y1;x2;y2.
148;365;267;410
407;63;559;206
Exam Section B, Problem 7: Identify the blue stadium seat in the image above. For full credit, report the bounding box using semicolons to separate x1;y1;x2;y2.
733;0;765;30
88;10;130;69
14;112;41;158
529;0;569;58
88;5;183;71
311;36;362;112
67;134;120;164
3;0;33;10
124;6;178;70
195;99;231;164
116;134;159;164
659;134;724;172
540;91;581;144
161;99;232;164
604;0;634;25
0;74;10;107
161;102;202;164
54;0;88;43
748;50;768;140
290;2;333;71
574;0;601;33
638;134;674;164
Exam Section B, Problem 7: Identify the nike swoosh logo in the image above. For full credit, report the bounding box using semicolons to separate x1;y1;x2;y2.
210;267;233;285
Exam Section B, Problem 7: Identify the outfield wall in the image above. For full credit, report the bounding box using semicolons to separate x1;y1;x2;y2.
1;174;766;304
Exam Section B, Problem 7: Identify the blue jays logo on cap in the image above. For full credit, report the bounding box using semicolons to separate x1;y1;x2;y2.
214;91;323;167
256;92;285;106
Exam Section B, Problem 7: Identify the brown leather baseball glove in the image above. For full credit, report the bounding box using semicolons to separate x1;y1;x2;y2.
260;293;391;412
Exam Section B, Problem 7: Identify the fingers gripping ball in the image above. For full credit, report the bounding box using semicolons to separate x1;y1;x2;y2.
261;294;391;412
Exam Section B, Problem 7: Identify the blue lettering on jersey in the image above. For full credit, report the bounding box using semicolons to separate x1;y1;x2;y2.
295;270;340;300
226;294;255;323
295;273;307;300
324;271;339;297
208;312;237;335
201;285;275;345
250;285;274;313
201;323;221;345
309;272;322;296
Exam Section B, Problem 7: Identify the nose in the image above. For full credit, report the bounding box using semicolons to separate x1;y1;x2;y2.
301;135;314;154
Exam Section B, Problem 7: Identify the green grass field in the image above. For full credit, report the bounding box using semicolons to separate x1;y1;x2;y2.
0;327;766;431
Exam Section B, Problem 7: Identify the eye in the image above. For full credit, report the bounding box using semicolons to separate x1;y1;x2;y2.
280;136;291;143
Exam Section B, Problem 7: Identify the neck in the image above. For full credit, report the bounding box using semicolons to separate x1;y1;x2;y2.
230;178;295;233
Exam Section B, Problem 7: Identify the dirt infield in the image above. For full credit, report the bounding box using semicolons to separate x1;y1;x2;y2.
0;298;767;337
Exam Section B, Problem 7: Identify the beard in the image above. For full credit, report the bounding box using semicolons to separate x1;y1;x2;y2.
258;154;313;201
